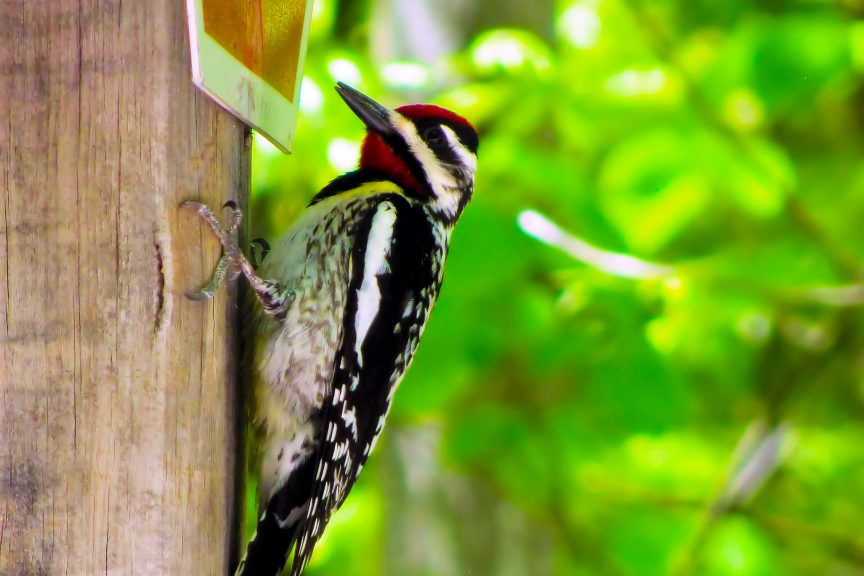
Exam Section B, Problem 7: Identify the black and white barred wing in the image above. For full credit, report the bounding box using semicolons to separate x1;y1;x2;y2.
290;196;442;575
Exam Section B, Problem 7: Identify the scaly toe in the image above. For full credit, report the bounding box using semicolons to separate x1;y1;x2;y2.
184;289;215;301
224;201;243;234
180;200;205;211
250;238;271;267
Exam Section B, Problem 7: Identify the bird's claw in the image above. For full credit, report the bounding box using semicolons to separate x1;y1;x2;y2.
224;200;243;234
182;199;285;314
184;288;215;301
182;200;243;301
250;237;271;268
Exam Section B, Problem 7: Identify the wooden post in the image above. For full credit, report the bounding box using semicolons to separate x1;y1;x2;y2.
0;2;247;574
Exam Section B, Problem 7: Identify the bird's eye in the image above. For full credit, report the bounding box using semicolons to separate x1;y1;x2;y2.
424;126;445;147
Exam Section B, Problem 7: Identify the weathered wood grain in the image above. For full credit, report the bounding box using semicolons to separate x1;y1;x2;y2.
0;1;247;574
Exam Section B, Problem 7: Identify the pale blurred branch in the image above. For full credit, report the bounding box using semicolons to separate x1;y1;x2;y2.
675;421;792;576
517;209;677;279
799;283;864;306
519;208;864;307
712;421;790;516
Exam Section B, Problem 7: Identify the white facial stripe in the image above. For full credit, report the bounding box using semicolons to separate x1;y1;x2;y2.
392;113;457;194
392;113;476;220
440;125;477;175
354;202;397;367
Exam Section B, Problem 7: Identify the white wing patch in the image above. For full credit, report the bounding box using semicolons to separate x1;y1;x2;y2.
354;202;397;367
264;424;316;500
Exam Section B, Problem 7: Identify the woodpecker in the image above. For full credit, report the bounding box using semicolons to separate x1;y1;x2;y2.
182;82;478;576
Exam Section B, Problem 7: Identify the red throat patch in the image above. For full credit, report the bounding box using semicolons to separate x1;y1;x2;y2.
359;133;424;194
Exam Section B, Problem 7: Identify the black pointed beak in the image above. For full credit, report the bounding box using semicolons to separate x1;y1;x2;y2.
335;82;395;136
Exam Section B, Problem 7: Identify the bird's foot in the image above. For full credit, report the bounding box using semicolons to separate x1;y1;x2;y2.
182;200;291;316
181;200;246;300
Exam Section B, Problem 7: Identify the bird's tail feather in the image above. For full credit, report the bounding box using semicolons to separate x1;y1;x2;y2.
235;509;301;576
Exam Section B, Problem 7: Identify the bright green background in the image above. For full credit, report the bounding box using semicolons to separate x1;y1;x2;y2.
250;0;864;574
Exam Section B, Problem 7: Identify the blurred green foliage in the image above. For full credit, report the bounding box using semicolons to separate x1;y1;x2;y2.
250;0;864;574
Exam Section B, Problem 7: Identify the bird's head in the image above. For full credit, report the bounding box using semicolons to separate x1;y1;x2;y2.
335;82;478;223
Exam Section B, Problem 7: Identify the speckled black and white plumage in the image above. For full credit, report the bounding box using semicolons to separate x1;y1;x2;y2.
228;84;478;576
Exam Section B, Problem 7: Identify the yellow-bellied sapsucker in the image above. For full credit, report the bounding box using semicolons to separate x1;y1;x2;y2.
183;82;478;576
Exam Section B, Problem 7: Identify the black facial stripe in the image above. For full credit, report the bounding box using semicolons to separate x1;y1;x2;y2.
429;139;461;167
410;119;476;173
419;126;454;162
414;117;478;155
450;123;479;154
381;131;438;197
